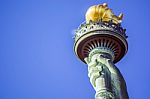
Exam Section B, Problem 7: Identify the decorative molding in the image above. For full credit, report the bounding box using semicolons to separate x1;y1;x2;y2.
74;21;127;41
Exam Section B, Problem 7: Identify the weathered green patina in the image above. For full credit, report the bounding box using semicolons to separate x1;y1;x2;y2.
73;3;129;99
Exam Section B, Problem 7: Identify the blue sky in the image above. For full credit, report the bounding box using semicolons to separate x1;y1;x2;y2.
0;0;150;99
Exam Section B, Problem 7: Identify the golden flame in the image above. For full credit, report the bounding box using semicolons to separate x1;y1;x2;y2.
85;3;123;24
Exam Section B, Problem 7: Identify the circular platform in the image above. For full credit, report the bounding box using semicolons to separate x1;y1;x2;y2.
74;29;128;63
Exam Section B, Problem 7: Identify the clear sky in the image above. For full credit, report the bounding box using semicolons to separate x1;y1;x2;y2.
0;0;150;99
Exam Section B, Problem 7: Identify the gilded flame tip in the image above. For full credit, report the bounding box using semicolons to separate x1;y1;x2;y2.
85;3;123;24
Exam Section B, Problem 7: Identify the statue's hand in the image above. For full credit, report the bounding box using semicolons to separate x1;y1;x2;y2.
96;54;111;66
96;53;118;75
